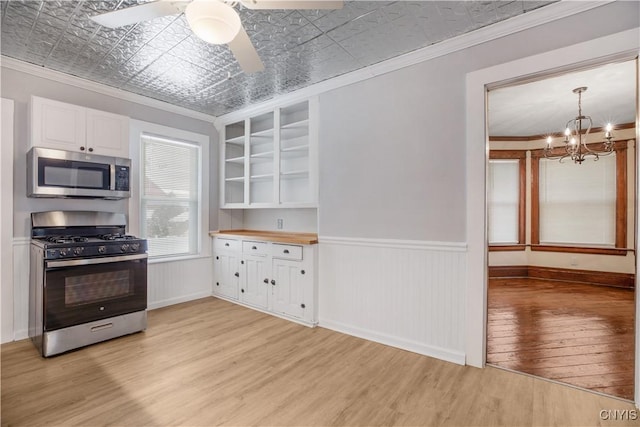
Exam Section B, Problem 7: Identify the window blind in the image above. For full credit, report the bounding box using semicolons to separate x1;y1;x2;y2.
141;135;200;258
488;159;520;244
538;155;616;246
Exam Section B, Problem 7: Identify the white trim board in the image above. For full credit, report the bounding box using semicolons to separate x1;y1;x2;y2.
214;0;612;126
0;56;216;123
320;236;467;252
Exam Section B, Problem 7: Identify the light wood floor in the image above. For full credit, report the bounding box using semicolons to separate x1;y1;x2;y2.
3;297;640;426
487;278;635;400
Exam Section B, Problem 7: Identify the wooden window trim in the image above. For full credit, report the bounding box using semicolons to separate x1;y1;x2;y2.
488;150;526;251
530;140;628;256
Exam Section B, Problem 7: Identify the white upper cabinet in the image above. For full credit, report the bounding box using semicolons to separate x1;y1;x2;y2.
220;97;318;208
30;96;129;158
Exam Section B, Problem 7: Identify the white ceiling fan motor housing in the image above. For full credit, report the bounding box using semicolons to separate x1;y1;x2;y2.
185;0;242;45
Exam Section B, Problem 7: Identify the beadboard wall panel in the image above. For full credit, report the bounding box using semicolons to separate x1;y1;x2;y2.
318;237;467;365
6;238;212;343
10;238;30;342
147;257;212;310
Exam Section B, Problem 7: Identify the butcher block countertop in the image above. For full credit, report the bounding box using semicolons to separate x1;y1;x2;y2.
209;229;319;245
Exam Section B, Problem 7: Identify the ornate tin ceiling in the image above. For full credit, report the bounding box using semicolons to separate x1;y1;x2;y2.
1;1;555;117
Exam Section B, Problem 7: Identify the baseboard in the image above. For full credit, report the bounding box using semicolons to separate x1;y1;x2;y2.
489;265;635;288
148;291;212;310
488;265;529;278
319;319;466;366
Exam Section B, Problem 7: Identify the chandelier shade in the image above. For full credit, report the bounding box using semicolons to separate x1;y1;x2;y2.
544;86;614;164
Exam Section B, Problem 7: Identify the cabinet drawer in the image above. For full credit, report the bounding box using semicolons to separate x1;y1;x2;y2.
214;238;240;252
242;241;268;255
272;244;303;260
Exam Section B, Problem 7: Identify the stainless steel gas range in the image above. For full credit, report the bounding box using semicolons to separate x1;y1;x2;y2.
29;210;148;357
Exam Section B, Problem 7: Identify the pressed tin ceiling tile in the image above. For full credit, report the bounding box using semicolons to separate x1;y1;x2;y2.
1;0;556;116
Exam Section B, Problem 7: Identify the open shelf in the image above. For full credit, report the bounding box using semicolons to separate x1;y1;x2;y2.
226;156;245;164
281;170;309;179
281;119;309;130
225;135;245;145
225;176;245;182
250;128;274;138
250;173;274;181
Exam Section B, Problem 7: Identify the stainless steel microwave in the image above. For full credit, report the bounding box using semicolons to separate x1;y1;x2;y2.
27;147;131;199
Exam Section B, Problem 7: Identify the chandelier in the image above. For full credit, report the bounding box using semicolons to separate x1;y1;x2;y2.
544;86;614;164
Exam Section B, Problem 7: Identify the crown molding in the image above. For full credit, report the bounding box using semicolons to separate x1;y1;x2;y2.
0;56;217;124
214;0;615;126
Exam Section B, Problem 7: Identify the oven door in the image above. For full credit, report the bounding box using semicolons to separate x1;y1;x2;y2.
43;254;147;331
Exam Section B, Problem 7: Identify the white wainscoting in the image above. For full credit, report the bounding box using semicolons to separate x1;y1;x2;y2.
318;236;467;365
6;237;212;343
11;238;31;342
147;257;212;310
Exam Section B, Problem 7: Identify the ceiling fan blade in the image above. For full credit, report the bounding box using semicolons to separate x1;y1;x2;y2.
240;0;343;10
90;1;188;29
228;26;265;74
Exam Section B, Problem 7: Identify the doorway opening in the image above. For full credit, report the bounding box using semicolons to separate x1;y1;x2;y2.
485;58;638;400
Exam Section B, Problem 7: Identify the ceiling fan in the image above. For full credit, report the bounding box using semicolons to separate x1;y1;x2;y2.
90;0;343;74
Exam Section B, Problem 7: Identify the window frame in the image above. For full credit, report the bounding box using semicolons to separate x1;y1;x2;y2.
488;150;526;252
530;141;628;256
129;120;210;263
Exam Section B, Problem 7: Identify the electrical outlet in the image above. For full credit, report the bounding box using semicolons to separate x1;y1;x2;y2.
570;256;578;266
277;218;283;229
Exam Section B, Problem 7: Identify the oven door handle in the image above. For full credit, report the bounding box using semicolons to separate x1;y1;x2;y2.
46;253;148;268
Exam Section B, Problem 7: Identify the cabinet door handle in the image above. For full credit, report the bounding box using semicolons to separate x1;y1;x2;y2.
234;272;239;277
252;246;257;250
225;243;230;247
80;146;85;151
216;256;219;260
241;289;244;293
301;270;305;275
270;279;276;286
283;249;290;254
88;147;94;152
301;303;306;309
263;278;269;284
241;260;244;264
216;282;219;286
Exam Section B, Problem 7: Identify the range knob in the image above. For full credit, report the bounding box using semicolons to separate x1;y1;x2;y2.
130;243;140;252
121;244;130;253
73;247;85;256
98;246;107;254
59;248;69;257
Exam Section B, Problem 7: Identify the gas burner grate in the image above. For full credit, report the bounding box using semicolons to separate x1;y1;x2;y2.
97;233;137;241
45;236;89;244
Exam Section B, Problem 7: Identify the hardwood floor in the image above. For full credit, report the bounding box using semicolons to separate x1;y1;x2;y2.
487;277;635;400
3;297;639;426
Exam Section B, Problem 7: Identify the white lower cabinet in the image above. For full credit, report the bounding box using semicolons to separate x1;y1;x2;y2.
213;252;240;300
241;255;269;309
212;236;317;326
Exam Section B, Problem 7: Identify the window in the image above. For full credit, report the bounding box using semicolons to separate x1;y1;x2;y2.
488;151;526;250
141;135;200;258
531;143;627;255
129;120;209;261
488;160;519;244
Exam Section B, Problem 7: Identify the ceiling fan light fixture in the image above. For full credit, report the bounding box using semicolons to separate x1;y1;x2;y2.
185;0;241;45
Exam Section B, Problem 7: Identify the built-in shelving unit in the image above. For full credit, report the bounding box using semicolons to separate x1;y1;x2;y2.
219;97;318;208
223;120;246;205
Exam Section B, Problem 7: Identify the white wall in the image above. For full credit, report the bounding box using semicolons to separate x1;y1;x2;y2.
317;1;639;365
0;67;218;342
1;98;14;343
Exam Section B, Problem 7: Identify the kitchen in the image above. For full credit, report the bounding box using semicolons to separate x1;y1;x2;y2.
1;1;640;425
